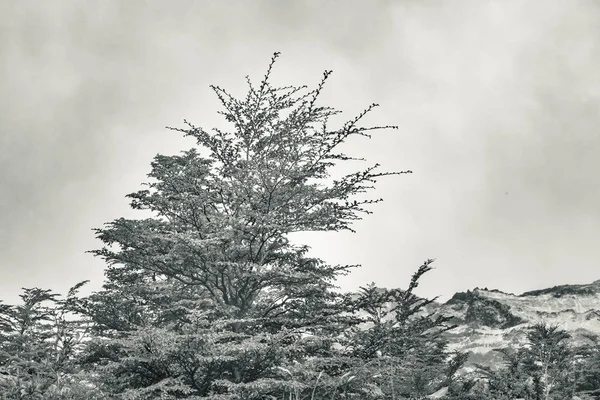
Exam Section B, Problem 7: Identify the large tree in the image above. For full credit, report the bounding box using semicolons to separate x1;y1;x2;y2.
82;52;415;399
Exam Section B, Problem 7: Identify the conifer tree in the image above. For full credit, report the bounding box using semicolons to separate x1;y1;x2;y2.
82;52;413;399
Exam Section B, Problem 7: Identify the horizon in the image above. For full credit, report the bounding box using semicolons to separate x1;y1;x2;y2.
2;1;600;305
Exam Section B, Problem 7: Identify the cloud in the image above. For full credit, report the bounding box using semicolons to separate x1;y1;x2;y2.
1;0;599;303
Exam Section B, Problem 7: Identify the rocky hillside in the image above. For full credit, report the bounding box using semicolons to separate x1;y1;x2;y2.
437;279;600;370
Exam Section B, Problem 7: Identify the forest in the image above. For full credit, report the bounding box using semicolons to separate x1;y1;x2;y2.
1;53;599;400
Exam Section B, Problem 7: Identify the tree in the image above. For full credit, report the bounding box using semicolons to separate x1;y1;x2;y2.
523;323;574;400
0;283;103;399
476;347;535;400
575;334;600;396
82;52;414;399
475;323;578;400
340;260;458;399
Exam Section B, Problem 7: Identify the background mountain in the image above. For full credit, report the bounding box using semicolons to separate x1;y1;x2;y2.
435;279;600;370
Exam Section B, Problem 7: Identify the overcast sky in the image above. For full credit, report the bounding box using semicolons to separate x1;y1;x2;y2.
1;0;599;304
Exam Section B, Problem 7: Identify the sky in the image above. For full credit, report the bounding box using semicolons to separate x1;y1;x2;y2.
1;0;600;305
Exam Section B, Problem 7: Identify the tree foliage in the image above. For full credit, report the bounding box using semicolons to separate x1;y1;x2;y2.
6;53;599;400
81;52;423;399
0;283;103;399
474;322;600;400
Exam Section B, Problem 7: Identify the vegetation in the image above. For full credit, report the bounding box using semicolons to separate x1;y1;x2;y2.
1;53;599;399
473;323;600;400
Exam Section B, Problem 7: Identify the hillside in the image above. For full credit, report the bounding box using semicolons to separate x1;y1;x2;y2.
437;279;600;370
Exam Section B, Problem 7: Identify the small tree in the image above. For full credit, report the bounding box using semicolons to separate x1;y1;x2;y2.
523;323;573;400
476;323;577;400
0;283;102;399
83;52;413;399
340;259;457;399
476;347;535;400
575;334;600;395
